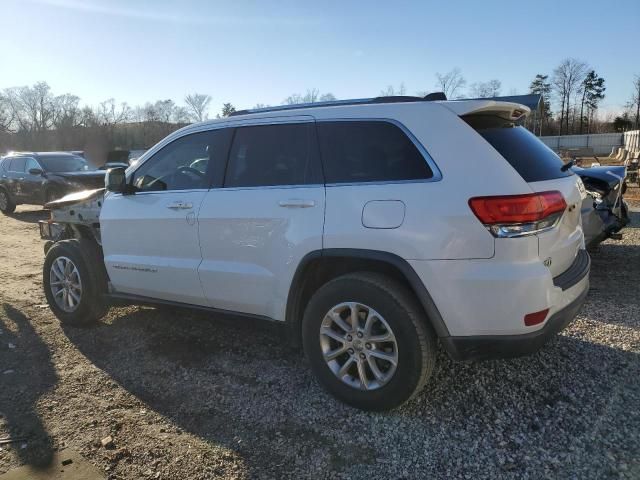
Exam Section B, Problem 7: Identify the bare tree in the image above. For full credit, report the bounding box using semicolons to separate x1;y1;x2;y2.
630;74;640;129
379;83;407;97
0;93;14;133
5;82;57;132
434;68;466;99
184;93;211;122
319;92;337;102
98;98;131;126
53;94;82;129
552;58;588;135
283;89;336;105
469;79;502;98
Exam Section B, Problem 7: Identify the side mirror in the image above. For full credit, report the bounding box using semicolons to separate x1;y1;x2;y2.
105;167;128;193
28;168;43;176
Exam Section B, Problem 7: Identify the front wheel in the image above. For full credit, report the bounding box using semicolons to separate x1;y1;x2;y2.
43;239;109;325
0;189;16;214
302;272;437;411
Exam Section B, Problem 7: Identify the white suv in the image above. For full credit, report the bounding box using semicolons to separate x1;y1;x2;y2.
41;95;590;411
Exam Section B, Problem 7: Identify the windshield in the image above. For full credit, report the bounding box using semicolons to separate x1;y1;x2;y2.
39;155;89;173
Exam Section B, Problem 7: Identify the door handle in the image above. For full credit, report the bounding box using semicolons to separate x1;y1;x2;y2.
278;199;316;208
166;201;193;210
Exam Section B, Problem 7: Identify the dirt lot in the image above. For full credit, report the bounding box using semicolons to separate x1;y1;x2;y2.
1;197;639;479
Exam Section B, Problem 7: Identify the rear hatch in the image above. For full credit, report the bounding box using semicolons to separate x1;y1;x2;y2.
460;108;584;277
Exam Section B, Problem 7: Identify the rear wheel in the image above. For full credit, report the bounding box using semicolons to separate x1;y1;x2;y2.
0;189;16;214
302;272;437;411
43;239;109;325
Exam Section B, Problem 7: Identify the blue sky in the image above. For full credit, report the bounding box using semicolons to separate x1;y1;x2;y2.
1;0;638;117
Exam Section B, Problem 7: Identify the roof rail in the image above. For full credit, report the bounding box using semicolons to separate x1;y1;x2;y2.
230;92;447;117
4;151;36;156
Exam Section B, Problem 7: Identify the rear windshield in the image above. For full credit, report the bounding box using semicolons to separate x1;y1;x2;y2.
39;155;89;173
467;118;572;182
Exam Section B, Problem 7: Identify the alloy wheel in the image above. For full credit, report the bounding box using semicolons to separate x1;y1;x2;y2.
319;302;398;390
49;256;83;312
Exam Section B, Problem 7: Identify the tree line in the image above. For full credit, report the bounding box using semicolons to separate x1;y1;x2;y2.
429;61;639;136
1;61;639;164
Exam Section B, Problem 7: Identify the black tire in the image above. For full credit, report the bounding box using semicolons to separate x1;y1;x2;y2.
302;272;437;411
43;239;110;325
0;188;16;214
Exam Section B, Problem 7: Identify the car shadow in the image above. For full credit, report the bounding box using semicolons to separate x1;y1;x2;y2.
0;303;57;469
6;209;49;224
59;301;639;478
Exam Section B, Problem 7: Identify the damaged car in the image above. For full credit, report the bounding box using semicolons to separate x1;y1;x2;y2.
572;165;629;247
39;94;592;411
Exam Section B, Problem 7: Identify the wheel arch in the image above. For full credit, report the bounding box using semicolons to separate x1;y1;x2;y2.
0;184;13;199
44;182;63;204
285;248;450;347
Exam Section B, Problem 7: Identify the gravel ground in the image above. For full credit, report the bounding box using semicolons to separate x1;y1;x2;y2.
0;197;639;479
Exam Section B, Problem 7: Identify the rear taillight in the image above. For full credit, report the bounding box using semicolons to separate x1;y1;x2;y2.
469;191;566;238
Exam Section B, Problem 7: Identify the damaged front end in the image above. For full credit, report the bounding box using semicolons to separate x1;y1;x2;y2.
39;188;104;253
574;166;630;247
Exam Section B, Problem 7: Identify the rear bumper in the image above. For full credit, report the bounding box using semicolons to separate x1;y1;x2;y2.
441;285;588;361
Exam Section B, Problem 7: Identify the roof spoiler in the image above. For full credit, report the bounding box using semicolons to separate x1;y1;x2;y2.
461;94;542;111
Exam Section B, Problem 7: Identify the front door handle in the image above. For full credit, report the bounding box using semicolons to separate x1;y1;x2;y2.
166;201;193;210
278;199;315;208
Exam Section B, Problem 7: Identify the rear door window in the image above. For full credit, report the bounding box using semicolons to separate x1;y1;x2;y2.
317;121;433;184
224;123;321;188
9;158;26;173
468;120;572;182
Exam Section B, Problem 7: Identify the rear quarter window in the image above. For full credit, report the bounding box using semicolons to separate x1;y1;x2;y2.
467;119;572;182
317;121;433;184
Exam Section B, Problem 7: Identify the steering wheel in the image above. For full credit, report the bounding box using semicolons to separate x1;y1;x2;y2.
177;166;206;178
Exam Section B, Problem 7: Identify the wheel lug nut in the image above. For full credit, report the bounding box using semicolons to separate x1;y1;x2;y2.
359;353;366;359
348;348;354;355
365;343;371;349
357;332;363;338
346;335;352;341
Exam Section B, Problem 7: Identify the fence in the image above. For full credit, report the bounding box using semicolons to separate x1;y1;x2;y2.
540;133;623;155
624;130;640;152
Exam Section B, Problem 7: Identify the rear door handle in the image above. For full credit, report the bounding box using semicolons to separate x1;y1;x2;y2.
166;201;193;210
278;199;315;208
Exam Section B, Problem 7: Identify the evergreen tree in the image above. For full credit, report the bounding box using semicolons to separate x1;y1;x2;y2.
220;103;236;117
579;71;605;134
529;74;552;135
